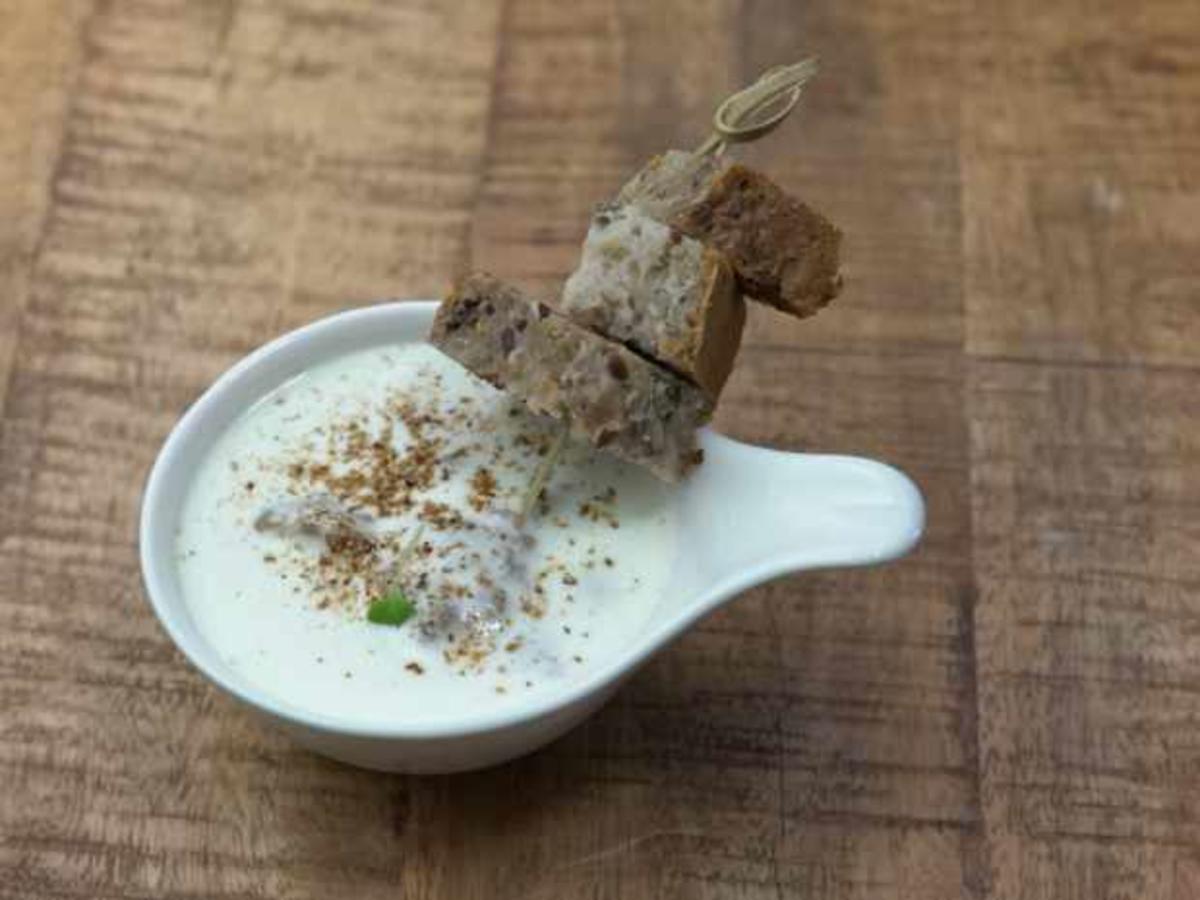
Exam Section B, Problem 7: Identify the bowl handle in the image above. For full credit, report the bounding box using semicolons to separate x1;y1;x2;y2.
669;432;925;601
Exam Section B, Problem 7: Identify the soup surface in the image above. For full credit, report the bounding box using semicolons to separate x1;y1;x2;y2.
175;343;677;724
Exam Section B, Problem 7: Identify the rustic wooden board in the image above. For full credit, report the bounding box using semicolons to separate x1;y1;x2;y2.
0;1;1196;898
962;2;1200;897
0;0;87;419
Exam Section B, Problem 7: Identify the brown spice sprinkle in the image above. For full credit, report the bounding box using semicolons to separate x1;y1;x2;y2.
443;637;493;669
420;500;465;531
521;594;546;619
288;404;444;517
578;486;619;527
267;378;490;615
253;368;634;674
469;467;498;513
294;528;402;614
326;531;375;560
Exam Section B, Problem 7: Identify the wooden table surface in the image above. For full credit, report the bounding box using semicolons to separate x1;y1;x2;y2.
2;1;1198;898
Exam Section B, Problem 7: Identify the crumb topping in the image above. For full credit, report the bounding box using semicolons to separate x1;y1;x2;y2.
237;361;626;677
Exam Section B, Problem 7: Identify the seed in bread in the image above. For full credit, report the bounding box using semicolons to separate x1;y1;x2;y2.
431;273;713;482
559;205;743;399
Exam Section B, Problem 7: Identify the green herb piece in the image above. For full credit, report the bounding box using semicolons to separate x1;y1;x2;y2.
366;591;416;627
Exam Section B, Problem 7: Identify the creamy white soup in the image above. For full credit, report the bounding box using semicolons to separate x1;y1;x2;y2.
175;343;677;725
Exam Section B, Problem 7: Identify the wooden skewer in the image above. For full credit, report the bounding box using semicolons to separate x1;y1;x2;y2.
694;58;819;157
384;522;426;595
517;418;570;524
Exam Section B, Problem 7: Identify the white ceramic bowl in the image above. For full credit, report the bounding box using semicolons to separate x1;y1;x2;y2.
139;301;924;772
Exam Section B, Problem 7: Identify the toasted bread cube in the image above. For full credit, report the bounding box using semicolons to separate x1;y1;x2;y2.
559;205;743;398
620;151;843;318
672;163;843;317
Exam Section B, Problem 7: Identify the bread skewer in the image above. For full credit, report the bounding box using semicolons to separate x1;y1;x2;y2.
558;59;837;406
431;59;835;503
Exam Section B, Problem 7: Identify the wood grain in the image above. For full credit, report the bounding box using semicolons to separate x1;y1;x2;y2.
962;3;1200;897
0;0;1197;898
0;0;88;418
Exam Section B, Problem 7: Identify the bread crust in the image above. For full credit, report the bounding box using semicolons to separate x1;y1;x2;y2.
671;163;843;318
682;247;742;398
